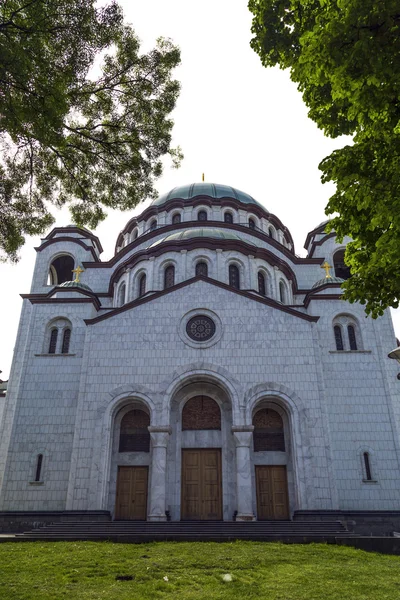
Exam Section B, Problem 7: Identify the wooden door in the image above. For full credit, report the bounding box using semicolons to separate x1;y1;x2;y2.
256;465;289;520
115;466;148;520
181;449;222;520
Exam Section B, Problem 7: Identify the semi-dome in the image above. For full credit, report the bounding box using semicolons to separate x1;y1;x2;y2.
59;280;93;292
150;227;248;247
312;276;344;290
150;182;265;208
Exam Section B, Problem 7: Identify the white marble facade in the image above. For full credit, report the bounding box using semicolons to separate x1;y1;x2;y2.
1;182;400;521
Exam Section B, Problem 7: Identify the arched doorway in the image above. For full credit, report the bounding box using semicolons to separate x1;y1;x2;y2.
109;403;151;520
252;404;292;520
168;381;234;521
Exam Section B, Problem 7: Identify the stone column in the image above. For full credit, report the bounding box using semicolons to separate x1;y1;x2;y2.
232;426;255;521
148;426;171;521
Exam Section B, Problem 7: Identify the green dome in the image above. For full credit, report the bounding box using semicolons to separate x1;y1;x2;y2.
151;183;265;209
150;227;247;247
59;280;92;292
312;276;344;290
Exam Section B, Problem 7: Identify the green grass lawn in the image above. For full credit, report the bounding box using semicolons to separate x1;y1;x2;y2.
0;541;399;599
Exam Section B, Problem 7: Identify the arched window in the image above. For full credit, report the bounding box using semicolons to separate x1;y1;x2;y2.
132;229;138;241
149;219;157;231
333;315;362;351
249;218;256;230
117;283;126;307
229;264;240;289
253;409;285;452
258;272;266;296
61;328;71;354
333;249;351;279
363;452;372;481
198;210;208;222
172;213;181;224
35;454;43;482
224;212;233;223
48;255;74;285
334;325;344;351
348;325;357;350
139;273;146;297
268;227;275;239
164;265;175;289
119;409;150;452
279;281;287;303
48;329;58;354
195;261;208;277
182;396;221;430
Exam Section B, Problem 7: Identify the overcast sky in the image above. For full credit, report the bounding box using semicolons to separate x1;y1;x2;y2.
1;0;398;379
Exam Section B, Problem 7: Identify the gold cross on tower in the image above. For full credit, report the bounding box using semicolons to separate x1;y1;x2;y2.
72;265;84;283
321;261;333;279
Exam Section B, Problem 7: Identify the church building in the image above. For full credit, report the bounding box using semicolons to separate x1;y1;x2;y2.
1;182;399;526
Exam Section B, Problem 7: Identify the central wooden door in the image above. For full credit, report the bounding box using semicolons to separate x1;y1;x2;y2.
115;466;148;520
256;465;289;520
181;449;222;520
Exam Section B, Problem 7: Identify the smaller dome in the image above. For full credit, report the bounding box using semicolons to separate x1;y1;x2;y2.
150;227;247;247
312;276;344;290
59;280;92;292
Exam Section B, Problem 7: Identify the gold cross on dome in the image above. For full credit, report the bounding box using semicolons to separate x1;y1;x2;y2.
321;261;333;279
72;265;84;283
202;173;205;182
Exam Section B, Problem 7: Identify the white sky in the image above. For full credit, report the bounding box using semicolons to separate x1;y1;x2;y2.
1;0;399;379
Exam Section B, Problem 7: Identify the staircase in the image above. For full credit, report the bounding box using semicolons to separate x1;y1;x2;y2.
14;519;355;543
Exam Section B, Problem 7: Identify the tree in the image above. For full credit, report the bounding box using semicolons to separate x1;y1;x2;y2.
249;0;400;317
0;0;182;261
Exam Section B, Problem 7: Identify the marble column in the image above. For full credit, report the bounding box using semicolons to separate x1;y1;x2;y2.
148;426;171;521
232;426;255;521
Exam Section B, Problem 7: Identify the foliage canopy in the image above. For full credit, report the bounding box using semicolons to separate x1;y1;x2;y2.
249;0;400;316
0;0;182;261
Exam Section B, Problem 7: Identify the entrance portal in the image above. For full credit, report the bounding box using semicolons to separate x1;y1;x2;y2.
181;449;222;520
115;466;148;520
255;465;289;520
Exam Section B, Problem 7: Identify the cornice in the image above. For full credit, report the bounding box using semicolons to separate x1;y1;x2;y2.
35;236;99;261
308;232;337;259
21;285;101;311
84;275;320;325
44;227;103;253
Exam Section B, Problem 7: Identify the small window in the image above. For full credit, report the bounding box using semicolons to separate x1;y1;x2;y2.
149;219;157;231
279;281;287;303
48;329;58;354
172;213;181;224
164;265;175;289
35;454;43;482
119;410;150;452
224;212;233;223
363;452;372;481
268;227;275;239
249;218;256;230
229;264;240;289
139;274;146;297
195;262;208;277
198;210;207;222
61;328;71;354
348;325;357;350
253;409;285;452
132;229;138;241
258;272;266;296
117;283;126;307
182;396;221;430
334;325;344;351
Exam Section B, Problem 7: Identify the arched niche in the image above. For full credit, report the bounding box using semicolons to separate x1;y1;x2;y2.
168;380;234;521
47;254;74;285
